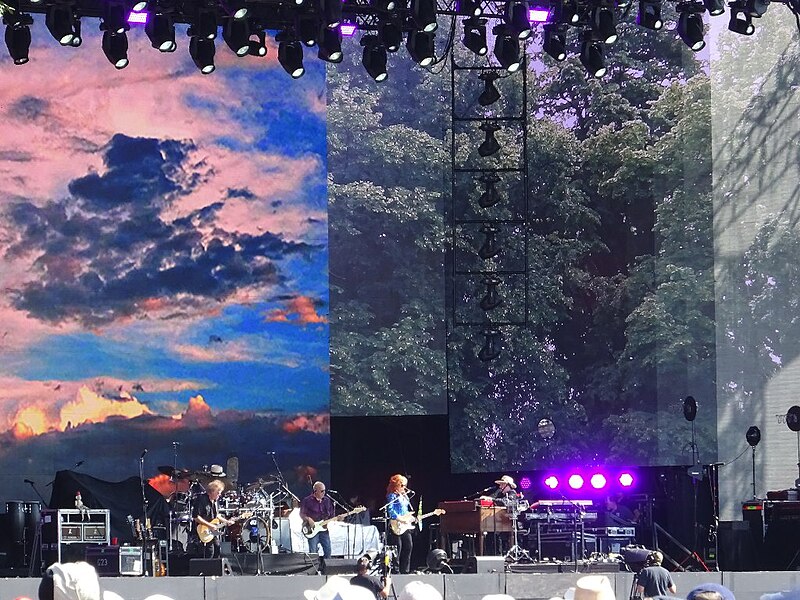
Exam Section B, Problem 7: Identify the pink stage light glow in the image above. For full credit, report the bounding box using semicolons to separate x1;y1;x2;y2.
619;472;635;487
519;476;532;490
568;474;584;489
127;10;149;24
340;23;357;36
544;475;559;489
590;473;607;489
528;7;551;21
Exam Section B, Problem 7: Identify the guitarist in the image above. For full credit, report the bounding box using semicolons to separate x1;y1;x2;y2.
385;474;414;574
191;479;234;558
300;481;335;558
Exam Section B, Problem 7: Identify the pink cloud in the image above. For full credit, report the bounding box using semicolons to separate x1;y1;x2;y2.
264;295;328;325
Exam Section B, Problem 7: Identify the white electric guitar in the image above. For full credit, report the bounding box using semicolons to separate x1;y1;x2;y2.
302;506;367;539
390;508;445;536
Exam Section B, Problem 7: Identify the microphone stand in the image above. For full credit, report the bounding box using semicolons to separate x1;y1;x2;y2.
328;491;354;558
138;451;151;576
25;479;49;509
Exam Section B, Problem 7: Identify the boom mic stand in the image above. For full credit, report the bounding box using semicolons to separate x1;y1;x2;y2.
138;449;152;576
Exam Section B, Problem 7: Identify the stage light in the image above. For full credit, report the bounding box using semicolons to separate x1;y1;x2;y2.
480;276;503;311
637;0;663;30
411;0;437;31
728;4;754;34
745;0;769;17
505;0;532;39
538;418;555;440
478;328;501;361
296;14;318;45
228;0;248;19
580;33;606;77
677;4;705;51
591;4;617;43
278;38;305;77
248;30;267;56
361;36;387;81
340;22;357;36
683;395;697;422
223;17;250;56
4;13;33;65
462;17;487;56
102;30;129;68
478;223;501;259
46;5;76;45
553;0;579;24
189;36;215;73
372;0;397;11
477;172;501;207
317;25;343;62
568;474;584;489
492;24;521;72
519;477;532;490
192;8;217;39
590;473;607;489
380;20;402;51
544;475;559;489
528;6;551;22
459;0;483;16
543;23;566;61
746;426;761;447
619;472;634;487
406;29;435;66
703;0;725;15
103;3;130;34
145;13;176;51
478;71;501;106
127;11;148;24
321;0;342;28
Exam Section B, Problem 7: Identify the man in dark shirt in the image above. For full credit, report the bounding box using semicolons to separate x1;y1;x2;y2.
636;551;677;598
350;556;390;599
190;479;234;558
300;481;335;558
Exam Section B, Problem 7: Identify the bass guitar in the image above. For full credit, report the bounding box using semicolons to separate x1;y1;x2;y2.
389;508;445;536
302;506;367;539
197;512;253;544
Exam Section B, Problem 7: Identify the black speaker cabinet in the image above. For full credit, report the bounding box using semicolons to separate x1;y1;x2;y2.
464;556;506;573
84;546;144;576
322;557;357;575
189;558;233;576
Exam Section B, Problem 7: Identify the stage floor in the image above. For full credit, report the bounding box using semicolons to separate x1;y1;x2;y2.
3;570;800;600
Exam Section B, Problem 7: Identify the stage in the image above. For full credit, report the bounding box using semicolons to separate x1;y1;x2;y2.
3;569;800;600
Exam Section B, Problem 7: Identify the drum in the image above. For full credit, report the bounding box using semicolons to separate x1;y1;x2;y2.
171;511;192;552
221;490;242;511
239;516;270;553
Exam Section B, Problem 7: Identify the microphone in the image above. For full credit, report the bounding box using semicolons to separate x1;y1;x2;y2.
266;451;276;455
74;460;84;468
327;489;339;493
172;441;181;446
24;479;35;485
140;449;148;459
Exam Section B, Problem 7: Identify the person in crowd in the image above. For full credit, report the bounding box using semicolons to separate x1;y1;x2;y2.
300;481;336;559
635;551;677;598
686;584;735;600
350;555;391;599
397;581;443;600
190;479;234;558
38;562;125;600
604;493;637;524
385;474;415;574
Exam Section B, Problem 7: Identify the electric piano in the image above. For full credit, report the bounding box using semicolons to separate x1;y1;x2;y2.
437;500;513;556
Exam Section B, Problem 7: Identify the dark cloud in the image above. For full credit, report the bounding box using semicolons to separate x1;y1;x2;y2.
5;134;321;327
226;188;256;200
10;96;49;120
0;150;33;162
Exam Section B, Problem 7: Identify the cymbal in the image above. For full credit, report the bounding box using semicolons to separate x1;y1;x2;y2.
245;477;278;493
158;466;191;479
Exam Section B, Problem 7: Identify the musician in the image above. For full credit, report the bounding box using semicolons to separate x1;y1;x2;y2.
386;474;414;574
350;555;390;599
300;481;335;558
489;475;518;506
191;479;234;558
635;551;676;598
603;493;636;524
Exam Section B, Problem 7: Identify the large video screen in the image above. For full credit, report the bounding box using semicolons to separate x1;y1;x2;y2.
0;29;330;501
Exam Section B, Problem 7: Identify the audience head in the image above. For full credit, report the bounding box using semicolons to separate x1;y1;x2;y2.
398;581;443;600
645;551;663;567
687;584;735;600
304;575;375;600
39;563;101;600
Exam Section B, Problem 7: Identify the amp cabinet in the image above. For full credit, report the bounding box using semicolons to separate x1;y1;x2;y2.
40;509;110;568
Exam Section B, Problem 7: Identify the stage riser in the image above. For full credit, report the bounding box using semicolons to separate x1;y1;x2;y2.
3;572;800;600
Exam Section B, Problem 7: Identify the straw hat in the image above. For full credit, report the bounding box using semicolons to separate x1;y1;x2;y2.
572;575;616;600
494;475;517;489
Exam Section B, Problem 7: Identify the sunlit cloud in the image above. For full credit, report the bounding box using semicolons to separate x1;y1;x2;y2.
264;295;328;325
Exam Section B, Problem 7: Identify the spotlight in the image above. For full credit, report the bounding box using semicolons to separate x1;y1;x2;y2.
46;5;76;46
317;25;342;62
544;475;559;489
590;473;607;489
746;425;761;447
102;30;128;68
786;405;800;432
296;14;318;46
542;23;567;61
637;0;663;30
553;0;580;24
228;0;248;19
223;17;250;56
703;0;725;15
477;122;501;158
492;24;520;72
192;8;217;39
478;71;501;106
478;223;501;259
459;0;483;16
145;13;176;51
131;0;148;12
372;0;397;11
340;22;357;36
406;29;435;66
321;0;342;28
677;7;705;51
411;0;437;32
4;13;33;64
248;30;267;56
380;19;402;51
361;36;387;81
618;472;634;487
580;32;606;77
504;0;532;39
745;0;769;16
682;395;697;421
591;4;617;43
538;419;555;440
189;36;215;73
728;2;754;33
462;17;487;56
477;172;501;207
103;3;130;34
478;328;501;361
479;276;503;311
278;37;305;78
519;477;532;490
568;474;584;489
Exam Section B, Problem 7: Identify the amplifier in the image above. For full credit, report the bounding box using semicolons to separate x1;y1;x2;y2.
604;527;636;537
85;546;144;576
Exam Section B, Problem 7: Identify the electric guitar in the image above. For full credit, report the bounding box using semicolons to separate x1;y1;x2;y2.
390;508;445;535
302;506;367;538
196;512;253;544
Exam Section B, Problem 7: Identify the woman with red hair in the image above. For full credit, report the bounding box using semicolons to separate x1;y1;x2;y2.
385;474;415;574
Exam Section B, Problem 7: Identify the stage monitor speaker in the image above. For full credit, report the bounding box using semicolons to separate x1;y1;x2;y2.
322;557;357;575
189;558;233;576
464;556;505;573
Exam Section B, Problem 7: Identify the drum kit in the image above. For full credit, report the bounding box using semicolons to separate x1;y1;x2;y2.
159;466;294;554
